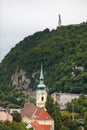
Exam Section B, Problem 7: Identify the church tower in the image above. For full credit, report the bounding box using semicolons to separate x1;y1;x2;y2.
36;64;47;108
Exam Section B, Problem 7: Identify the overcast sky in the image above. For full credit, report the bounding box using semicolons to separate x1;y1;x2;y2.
0;0;87;62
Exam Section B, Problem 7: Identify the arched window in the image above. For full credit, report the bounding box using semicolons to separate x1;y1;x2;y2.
41;96;44;101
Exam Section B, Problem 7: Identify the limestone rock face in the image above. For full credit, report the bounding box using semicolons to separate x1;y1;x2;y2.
11;69;31;91
11;69;40;93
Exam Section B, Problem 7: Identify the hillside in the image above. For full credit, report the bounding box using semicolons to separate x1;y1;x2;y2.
0;23;87;107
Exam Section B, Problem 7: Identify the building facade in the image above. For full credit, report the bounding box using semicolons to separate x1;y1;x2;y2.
21;103;54;130
21;64;54;130
0;110;12;122
51;92;80;110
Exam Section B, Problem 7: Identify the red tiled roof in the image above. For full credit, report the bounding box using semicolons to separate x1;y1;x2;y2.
31;122;51;130
21;103;42;118
21;103;52;120
36;109;52;120
42;125;52;130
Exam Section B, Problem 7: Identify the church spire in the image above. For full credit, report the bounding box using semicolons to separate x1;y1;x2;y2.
37;63;46;90
36;63;47;108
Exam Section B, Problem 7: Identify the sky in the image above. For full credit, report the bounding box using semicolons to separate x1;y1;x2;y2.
0;0;87;62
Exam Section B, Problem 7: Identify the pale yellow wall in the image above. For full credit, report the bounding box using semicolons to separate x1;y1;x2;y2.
36;90;47;108
35;119;54;130
21;116;34;124
22;116;54;130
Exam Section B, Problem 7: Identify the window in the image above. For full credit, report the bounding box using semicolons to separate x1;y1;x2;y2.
41;96;44;101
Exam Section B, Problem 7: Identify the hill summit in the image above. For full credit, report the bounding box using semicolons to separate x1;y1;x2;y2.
0;23;87;106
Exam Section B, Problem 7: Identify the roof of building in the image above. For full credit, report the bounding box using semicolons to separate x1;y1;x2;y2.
21;102;52;120
36;109;52;120
0;111;12;121
31;122;51;130
37;63;46;89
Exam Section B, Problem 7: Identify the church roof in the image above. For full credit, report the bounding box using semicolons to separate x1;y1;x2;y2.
21;103;52;120
37;63;46;89
36;109;52;120
31;122;51;130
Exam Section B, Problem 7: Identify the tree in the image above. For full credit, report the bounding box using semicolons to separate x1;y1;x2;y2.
45;94;54;117
69;121;80;130
45;95;62;130
61;111;72;127
53;102;62;130
84;112;87;130
0;121;29;130
60;125;69;130
11;111;21;122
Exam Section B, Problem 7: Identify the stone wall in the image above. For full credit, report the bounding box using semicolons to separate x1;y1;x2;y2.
51;92;80;110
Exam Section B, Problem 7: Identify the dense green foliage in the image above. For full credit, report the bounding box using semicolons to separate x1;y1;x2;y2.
0;121;33;130
45;94;54;117
0;84;25;108
66;95;87;116
66;95;87;130
45;95;62;130
68;121;81;130
11;111;21;122
84;112;87;130
46;95;85;130
0;23;87;107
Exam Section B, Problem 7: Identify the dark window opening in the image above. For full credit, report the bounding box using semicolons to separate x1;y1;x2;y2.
41;96;44;101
